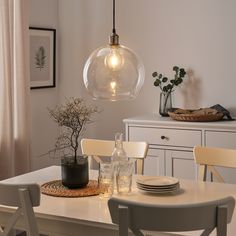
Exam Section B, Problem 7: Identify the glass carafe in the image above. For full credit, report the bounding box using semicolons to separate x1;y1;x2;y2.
112;133;133;193
111;133;128;163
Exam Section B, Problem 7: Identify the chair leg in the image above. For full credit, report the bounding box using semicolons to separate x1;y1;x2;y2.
2;209;21;236
216;205;227;236
19;189;39;236
201;227;214;236
118;206;129;236
198;165;207;181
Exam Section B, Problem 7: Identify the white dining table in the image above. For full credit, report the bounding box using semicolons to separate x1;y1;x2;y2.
0;166;236;236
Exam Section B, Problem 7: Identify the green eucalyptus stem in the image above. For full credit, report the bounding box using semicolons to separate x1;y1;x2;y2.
163;91;171;114
164;91;171;112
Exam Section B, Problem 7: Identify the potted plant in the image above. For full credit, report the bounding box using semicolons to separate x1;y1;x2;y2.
48;97;99;188
152;66;187;116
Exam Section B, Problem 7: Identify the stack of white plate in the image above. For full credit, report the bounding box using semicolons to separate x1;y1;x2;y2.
136;176;180;194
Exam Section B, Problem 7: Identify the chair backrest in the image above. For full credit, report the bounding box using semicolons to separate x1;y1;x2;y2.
81;138;149;175
194;146;236;182
0;183;40;236
108;196;235;236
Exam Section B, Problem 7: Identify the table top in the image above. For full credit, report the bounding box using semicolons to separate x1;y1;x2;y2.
1;166;113;229
1;166;236;235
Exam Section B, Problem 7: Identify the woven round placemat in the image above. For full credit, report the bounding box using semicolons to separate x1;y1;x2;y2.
41;180;100;197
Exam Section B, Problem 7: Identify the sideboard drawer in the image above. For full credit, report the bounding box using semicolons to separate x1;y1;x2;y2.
128;126;202;148
205;131;236;149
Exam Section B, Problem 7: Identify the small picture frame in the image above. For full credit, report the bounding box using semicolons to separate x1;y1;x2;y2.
29;27;56;89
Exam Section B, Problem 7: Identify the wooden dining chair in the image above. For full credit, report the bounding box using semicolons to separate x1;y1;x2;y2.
108;196;235;236
0;183;40;236
193;146;236;182
81;138;149;175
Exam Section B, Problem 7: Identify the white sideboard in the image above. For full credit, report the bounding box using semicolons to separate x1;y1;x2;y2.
124;114;236;183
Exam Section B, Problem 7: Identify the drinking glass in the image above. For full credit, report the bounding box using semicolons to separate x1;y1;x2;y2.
116;160;134;194
98;162;114;198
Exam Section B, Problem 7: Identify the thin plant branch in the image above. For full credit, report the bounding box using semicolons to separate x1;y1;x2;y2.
46;98;99;163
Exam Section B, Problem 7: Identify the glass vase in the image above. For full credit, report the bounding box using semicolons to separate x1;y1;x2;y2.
159;92;172;116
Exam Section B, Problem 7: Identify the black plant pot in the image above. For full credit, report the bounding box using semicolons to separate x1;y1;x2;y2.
61;156;89;189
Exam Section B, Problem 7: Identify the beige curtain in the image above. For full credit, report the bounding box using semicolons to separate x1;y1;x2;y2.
0;0;30;180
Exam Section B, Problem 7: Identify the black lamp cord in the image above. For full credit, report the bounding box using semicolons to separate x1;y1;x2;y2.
112;0;116;34
110;0;119;45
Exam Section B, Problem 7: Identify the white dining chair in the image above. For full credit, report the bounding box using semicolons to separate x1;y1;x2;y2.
108;196;235;236
194;146;236;182
0;183;40;236
81;138;149;175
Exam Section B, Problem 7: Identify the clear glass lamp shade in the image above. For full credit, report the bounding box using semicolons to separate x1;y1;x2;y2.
83;44;145;101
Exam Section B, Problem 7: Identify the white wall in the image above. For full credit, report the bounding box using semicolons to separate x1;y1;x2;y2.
58;0;236;141
29;0;60;170
29;0;236;170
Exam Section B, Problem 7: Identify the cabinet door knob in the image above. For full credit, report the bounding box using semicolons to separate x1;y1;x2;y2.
161;135;166;140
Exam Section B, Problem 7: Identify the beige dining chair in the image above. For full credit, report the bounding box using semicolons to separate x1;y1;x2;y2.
194;146;236;182
0;183;40;236
108;196;235;236
81;138;149;175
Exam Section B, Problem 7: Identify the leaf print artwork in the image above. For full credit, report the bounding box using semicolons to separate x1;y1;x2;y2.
30;27;55;88
35;46;46;70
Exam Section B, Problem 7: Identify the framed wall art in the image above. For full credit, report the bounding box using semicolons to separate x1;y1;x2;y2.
29;27;56;89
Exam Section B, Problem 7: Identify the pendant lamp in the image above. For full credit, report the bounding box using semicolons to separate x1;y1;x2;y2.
83;0;145;101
